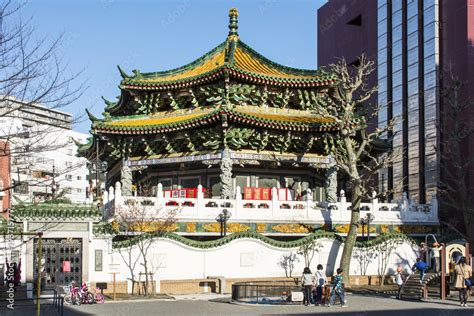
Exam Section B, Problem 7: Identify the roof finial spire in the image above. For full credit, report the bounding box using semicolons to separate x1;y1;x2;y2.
228;8;239;40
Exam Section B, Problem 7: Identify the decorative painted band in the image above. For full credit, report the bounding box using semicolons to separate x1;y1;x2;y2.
111;231;417;250
98;221;439;236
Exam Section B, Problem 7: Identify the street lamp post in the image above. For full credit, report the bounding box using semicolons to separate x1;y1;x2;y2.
365;213;375;241
216;214;223;237
359;213;375;242
360;219;366;240
216;209;232;237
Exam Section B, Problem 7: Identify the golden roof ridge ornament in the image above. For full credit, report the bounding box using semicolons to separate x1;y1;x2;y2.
228;8;239;41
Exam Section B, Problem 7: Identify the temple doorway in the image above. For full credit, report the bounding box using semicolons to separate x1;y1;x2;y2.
34;238;82;286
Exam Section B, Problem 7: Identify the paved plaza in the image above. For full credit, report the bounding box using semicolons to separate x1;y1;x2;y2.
3;293;474;316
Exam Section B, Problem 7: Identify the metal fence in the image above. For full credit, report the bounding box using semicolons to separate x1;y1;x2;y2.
232;281;302;305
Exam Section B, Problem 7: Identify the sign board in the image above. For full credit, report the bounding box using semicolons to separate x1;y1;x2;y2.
62;260;71;273
291;291;304;302
96;282;108;290
240;253;254;267
95;250;103;272
445;243;466;273
108;263;121;273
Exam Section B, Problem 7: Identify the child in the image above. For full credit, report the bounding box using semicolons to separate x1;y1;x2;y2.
327;268;346;307
412;258;428;284
395;266;404;299
314;264;327;306
301;267;314;306
430;242;442;273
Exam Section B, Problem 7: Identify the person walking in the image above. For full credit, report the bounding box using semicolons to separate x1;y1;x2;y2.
419;242;428;264
301;267;314;306
314;264;327;306
454;257;472;307
327;268;346;307
395;266;404;299
412;258;428;284
430;242;442;273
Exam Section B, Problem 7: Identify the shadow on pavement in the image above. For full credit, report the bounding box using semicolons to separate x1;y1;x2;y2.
3;304;96;316
209;297;232;303
263;307;474;316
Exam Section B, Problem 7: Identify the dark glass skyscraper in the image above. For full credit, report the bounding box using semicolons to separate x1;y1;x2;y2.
318;0;474;204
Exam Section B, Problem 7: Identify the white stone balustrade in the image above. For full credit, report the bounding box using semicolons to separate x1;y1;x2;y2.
102;182;439;225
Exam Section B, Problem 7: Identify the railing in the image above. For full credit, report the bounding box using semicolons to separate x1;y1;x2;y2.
232;281;302;305
102;183;438;225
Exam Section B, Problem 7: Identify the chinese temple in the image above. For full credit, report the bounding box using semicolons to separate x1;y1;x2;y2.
79;8;342;202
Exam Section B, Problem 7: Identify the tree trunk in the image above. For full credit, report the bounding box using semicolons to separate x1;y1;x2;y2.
339;184;361;286
139;242;149;296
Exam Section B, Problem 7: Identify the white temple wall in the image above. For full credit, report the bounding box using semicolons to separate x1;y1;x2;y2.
88;237;419;284
0;234;420;288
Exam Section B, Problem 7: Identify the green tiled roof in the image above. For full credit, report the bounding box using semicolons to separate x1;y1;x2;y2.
92;108;340;135
11;203;103;221
117;9;336;90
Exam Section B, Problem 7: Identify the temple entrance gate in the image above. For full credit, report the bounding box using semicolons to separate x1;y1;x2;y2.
34;238;82;286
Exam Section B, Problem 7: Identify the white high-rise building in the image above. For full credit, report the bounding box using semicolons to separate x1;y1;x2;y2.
0;96;89;204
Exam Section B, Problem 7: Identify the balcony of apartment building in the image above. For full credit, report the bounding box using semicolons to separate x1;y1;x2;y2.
102;182;439;229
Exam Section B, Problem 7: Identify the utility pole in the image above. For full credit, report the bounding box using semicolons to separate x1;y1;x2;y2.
36;232;43;316
51;163;56;199
95;139;99;200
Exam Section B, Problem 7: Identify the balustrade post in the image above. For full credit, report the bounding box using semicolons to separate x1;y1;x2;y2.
156;183;164;207
339;190;346;221
271;187;278;218
115;182;122;212
108;185;115;217
102;190;109;205
402;192;409;209
197;184;204;217
306;189;312;219
371;190;378;217
235;186;242;218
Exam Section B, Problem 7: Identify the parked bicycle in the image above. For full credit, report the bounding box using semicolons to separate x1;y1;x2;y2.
63;281;105;305
63;281;82;305
90;286;105;304
80;281;95;304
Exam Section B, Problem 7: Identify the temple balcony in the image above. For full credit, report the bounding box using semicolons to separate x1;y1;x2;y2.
102;182;439;229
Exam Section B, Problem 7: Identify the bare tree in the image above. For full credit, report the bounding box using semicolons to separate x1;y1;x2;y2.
375;238;404;286
114;197;178;296
353;247;378;277
297;239;323;268
0;1;85;195
277;252;299;278
437;75;474;245
322;55;397;284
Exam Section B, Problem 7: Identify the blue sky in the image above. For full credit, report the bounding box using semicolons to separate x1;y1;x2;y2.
22;0;326;133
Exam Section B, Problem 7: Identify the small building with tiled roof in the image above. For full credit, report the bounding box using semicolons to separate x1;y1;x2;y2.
79;8;345;200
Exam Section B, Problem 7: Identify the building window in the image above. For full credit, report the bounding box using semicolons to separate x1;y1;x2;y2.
347;14;362;26
66;175;72;180
13;181;28;194
76;188;82;193
77;176;81;180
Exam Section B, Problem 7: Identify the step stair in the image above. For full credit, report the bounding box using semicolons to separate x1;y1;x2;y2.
401;272;441;300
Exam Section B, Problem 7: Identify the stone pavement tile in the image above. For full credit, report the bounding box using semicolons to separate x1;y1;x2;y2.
3;294;473;315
